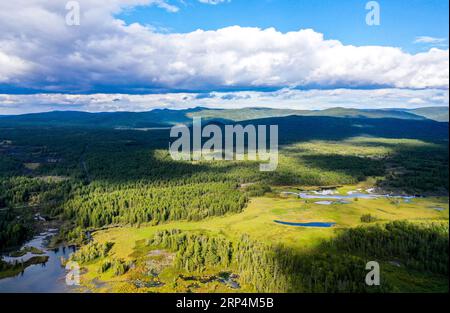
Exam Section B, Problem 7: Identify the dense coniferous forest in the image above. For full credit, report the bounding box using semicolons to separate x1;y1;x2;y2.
327;221;448;274
63;182;248;228
147;221;448;292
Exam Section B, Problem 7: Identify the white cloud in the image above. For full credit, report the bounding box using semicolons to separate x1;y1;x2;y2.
414;36;447;44
153;0;179;12
1;88;448;115
0;1;448;95
0;51;33;83
407;97;425;105
198;0;230;5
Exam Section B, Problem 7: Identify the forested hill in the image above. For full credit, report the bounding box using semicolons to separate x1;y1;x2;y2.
0;108;198;128
237;115;449;143
189;107;441;121
0;106;448;128
407;107;450;122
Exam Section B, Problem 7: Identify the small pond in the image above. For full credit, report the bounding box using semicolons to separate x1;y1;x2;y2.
274;220;336;228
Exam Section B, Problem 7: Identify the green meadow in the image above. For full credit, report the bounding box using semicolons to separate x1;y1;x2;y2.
79;189;448;293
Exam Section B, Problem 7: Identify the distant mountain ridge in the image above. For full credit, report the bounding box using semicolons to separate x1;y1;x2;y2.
0;108;198;128
406;107;449;122
189;107;439;122
0;106;448;128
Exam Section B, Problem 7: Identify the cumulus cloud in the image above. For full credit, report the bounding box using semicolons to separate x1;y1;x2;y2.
0;1;448;95
0;51;33;83
1;88;448;115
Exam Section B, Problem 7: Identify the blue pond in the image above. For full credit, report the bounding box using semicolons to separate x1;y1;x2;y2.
274;220;336;228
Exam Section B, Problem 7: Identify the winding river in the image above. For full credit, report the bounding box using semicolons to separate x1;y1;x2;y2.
0;230;78;293
276;189;418;228
283;191;415;201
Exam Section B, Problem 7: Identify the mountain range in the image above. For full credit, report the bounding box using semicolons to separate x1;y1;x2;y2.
0;106;448;129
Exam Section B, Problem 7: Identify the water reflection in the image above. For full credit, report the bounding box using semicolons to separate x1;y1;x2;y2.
0;230;78;293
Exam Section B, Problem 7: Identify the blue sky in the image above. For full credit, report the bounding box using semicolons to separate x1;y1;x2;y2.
0;0;448;114
118;0;449;53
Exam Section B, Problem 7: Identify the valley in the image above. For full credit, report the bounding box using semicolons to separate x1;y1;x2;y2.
0;109;448;293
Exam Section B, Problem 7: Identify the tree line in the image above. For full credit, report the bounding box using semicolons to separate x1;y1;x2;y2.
148;221;448;292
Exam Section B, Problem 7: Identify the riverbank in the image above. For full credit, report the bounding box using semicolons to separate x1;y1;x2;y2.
0;228;77;292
